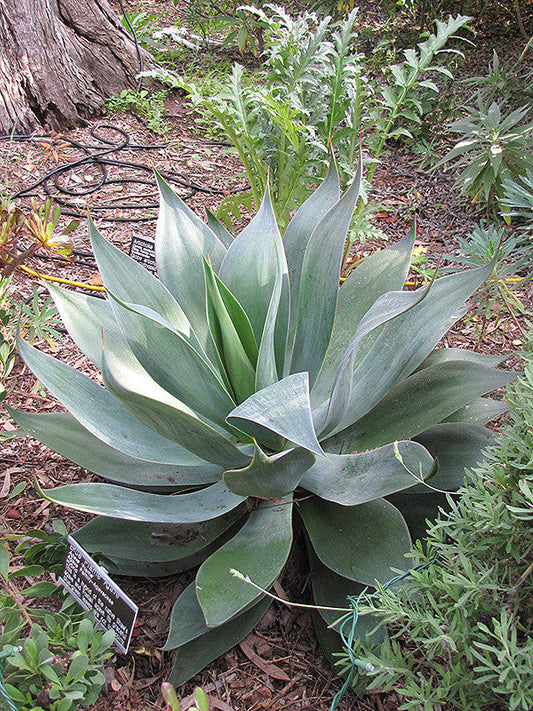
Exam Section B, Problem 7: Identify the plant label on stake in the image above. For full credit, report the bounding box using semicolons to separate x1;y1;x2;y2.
129;234;157;275
59;536;138;653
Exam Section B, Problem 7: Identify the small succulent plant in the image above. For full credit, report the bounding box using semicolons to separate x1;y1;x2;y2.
13;158;515;682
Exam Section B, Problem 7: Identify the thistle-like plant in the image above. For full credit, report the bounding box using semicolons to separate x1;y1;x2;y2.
13;160;515;683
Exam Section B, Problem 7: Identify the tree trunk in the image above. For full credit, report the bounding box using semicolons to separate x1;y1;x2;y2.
0;0;146;134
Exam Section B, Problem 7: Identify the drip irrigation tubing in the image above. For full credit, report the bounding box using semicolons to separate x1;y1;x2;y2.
0;124;246;222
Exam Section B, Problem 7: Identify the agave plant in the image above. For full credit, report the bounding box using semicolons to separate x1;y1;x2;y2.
13;160;515;683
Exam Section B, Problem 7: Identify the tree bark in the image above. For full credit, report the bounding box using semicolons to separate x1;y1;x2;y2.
0;0;146;134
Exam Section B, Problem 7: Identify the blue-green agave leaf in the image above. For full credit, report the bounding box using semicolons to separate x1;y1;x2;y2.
94;554;211;579
415;347;510;371
8;409;221;486
75;512;243;565
443;397;508;425
299;497;412;585
89;217;192;337
105;291;236;429
47;284;116;369
206;207;234;249
154;172;227;353
386;491;448;545
289;160;362;387
203;257;258;366
227;372;324;457
17;337;205;466
412;422;494;491
283;157;341;365
311;229;415;406
164;581;211;650
309;550;385;644
202;256;257;403
219;184;286;343
255;232;285;391
331;262;498;431
196;497;293;626
329;360;516;452
301;441;434;505
38;480;245;523
101;334;251;469
223;443;315;498
317;283;431;436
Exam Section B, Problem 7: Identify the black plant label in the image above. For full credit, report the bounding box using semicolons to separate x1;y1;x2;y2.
129;234;157;276
60;536;138;653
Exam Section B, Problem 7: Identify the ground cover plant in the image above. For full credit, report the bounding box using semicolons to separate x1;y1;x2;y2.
346;329;533;711
0;523;114;711
10;154;518;686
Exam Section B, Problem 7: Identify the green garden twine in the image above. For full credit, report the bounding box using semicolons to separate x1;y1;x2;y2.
329;555;438;711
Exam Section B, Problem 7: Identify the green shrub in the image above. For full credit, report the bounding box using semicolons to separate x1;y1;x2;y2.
438;100;533;212
146;9;470;229
502;169;533;236
12;161;516;683
444;222;533;344
106;89;170;135
345;332;533;711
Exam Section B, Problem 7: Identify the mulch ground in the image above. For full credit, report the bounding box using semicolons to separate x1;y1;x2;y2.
2;5;533;709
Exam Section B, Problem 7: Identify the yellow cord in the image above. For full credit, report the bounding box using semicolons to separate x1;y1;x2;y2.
403;276;524;288
18;264;525;292
18;264;106;292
